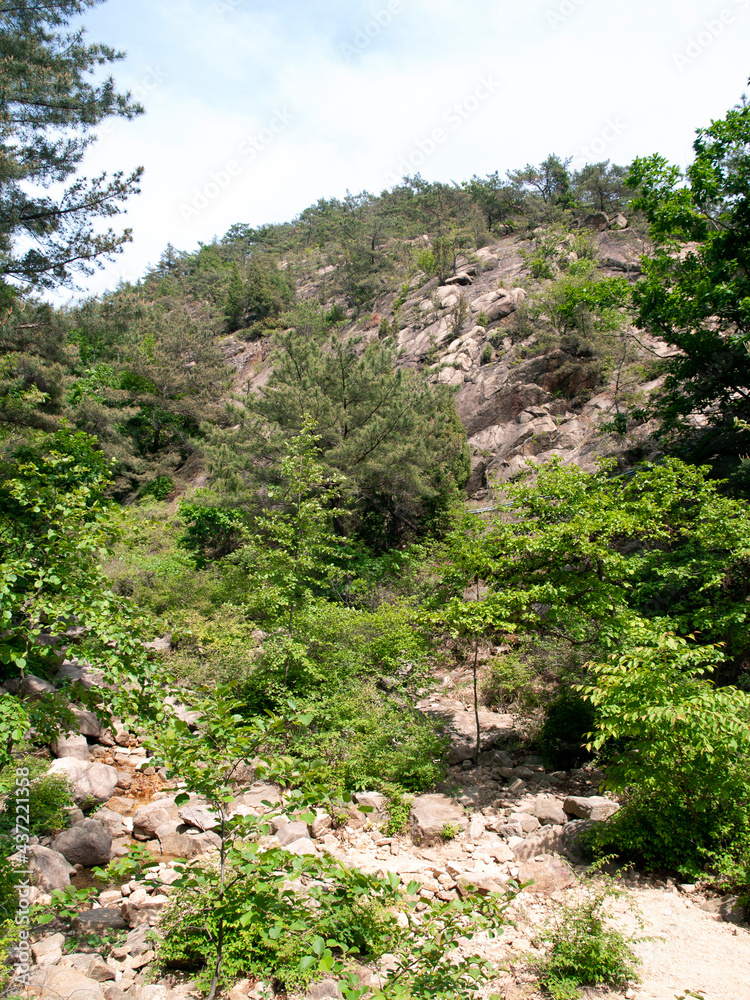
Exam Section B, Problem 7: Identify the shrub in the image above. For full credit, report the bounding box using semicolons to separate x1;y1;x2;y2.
536;867;640;999
0;771;73;839
158;847;400;993
281;682;448;796
581;621;750;884
480;344;493;365
481;654;540;713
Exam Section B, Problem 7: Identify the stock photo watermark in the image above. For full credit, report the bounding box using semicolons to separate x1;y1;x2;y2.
385;75;502;185
571;117;628;169
672;0;749;71
10;766;32;990
180;107;295;221
212;0;243;17
547;0;589;30
340;0;403;62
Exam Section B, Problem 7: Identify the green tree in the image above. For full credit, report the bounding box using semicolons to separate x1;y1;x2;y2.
213;304;470;550
0;0;143;290
582;620;750;881
0;430;156;764
626;88;750;468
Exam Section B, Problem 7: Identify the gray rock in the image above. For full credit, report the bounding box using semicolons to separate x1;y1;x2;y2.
72;707;103;739
311;813;333;839
231;781;282;812
121;893;170;928
32;932;65;966
53;819;112;867
585;212;609;231
518;853;576;894
155;821;220;859
53;733;91;761
507;812;540;834
697;895;746;925
307;978;342;999
137;987;169;1000
275;821;310;846
21;674;57;699
410;794;467;844
533;796;568;826
27;968;105;1000
284;837;318;856
87;958;117;983
353;791;387;817
144;634;172;654
178;805;219;832
47;758;118;805
563;795;620;822
73;908;128;932
511;825;568;861
91;808;130;838
132;803;174;840
26;845;74;891
467;814;486;840
456;872;507;896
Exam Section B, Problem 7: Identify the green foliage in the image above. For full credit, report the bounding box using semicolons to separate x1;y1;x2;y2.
31;884;98;928
0;429;157;763
536;868;640;998
627;87;750;468
440;821;460;840
0;916;19;994
0;771;73;839
481;654;540;713
431;458;750;673
480;343;493;365
0;0;143;289
276;682;448;796
210;308;470;551
159;847;400;993
581;621;750;883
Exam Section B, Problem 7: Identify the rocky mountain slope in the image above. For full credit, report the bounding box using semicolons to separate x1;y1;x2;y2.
224;221;664;497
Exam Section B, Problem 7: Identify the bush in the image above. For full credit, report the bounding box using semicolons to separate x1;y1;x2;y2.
481;653;540;713
280;682;448;796
0;771;73;839
536;867;640;999
480;343;493;365
158;847;400;992
581;621;750;884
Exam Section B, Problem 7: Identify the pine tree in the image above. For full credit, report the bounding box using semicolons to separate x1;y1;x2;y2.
0;0;143;290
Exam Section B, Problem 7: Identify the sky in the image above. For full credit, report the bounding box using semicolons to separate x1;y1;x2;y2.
58;0;750;301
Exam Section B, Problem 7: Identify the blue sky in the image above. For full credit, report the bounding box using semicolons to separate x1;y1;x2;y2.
65;0;750;300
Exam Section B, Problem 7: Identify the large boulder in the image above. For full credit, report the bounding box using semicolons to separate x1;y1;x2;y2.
32;932;66;967
25;845;74;891
155;820;220;859
52;733;91;761
132;802;176;840
511;825;568;861
53;819;112;867
275;821;310;846
518;853;576;895
416;696;513;764
410;794;467;844
563;795;620;822
47;758;118;806
533;796;568;826
27;967;105;1000
90;808;130;839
